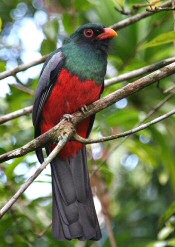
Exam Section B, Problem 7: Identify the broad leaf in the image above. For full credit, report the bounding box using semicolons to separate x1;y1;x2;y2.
141;31;175;49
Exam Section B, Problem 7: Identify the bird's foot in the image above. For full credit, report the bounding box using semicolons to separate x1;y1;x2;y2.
62;114;73;122
81;105;88;114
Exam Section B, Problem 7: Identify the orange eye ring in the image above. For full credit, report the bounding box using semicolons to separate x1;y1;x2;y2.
83;29;94;38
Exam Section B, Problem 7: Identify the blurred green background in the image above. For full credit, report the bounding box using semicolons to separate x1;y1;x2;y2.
0;0;175;246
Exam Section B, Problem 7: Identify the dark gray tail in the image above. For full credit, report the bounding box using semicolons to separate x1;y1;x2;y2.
50;147;102;240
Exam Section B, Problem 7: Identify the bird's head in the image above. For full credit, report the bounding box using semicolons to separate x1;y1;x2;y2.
68;23;117;53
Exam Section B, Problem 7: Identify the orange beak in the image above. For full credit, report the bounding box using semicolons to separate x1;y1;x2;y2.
97;28;118;40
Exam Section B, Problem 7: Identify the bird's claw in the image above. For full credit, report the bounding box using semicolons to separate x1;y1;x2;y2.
81;105;88;114
62;114;73;122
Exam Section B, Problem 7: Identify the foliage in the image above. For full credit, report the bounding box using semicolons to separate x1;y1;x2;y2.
0;0;175;246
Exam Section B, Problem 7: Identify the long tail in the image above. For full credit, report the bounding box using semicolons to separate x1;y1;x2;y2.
50;147;102;240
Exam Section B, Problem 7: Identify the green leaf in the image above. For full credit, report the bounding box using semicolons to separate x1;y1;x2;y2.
114;0;125;7
159;201;175;229
41;39;57;55
63;13;77;34
141;31;175;49
0;61;6;72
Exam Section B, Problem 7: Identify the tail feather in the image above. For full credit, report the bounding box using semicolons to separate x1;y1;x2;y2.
50;147;102;240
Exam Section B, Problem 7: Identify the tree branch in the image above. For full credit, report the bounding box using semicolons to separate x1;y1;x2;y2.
0;120;75;163
0;62;175;163
133;0;162;10
0;132;70;219
0;55;49;80
110;1;171;30
0;106;33;124
0;2;171;82
0;57;174;126
105;57;175;87
74;108;175;144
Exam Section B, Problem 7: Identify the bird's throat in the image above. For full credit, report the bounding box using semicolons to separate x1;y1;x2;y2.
63;42;107;85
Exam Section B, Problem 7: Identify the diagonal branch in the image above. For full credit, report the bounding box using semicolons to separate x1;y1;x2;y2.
0;2;171;82
1;57;174;126
0;106;33;124
105;56;175;87
0;55;49;80
74;108;175;144
110;1;171;30
0;120;75;163
0;132;71;219
0;62;175;163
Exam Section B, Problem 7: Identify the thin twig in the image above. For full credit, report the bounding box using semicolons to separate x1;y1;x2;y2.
111;1;171;30
95;172;118;247
92;89;175;176
11;84;35;95
0;57;174;126
0;106;33;124
145;92;175;119
0;120;74;163
0;62;175;163
146;6;175;12
74;109;175;144
0;55;49;80
115;6;133;16
36;222;52;238
164;84;175;94
0;2;171;83
105;57;175;87
133;0;162;9
0;133;69;219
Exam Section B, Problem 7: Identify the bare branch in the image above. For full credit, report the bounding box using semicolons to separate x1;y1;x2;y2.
74;109;175;144
133;0;162;10
105;57;175;87
146;6;175;12
0;55;49;80
11;84;35;95
1;57;174;126
0;132;70;219
111;1;171;30
93;172;118;247
0;2;171;83
92;88;175;176
0;62;175;163
0;106;33;124
0;120;75;162
36;222;52;238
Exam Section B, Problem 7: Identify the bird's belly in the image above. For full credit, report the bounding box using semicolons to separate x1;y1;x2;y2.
41;68;102;158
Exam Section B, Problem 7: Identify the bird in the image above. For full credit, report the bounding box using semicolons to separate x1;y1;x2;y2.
32;23;117;241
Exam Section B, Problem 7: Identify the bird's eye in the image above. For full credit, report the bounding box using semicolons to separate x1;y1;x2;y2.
83;29;94;38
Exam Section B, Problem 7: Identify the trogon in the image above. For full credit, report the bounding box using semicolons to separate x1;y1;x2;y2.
32;23;117;241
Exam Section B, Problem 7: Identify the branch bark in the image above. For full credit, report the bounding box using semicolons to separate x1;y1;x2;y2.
0;132;71;219
74;108;175;144
105;56;175;87
0;106;33;124
1;57;174;126
0;62;175;163
0;55;49;80
0;2;171;82
110;1;171;30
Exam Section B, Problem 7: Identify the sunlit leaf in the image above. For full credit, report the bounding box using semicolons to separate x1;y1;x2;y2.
113;0;125;7
141;31;175;49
